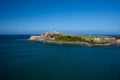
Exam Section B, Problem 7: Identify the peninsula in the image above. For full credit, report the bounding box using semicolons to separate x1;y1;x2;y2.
29;31;120;46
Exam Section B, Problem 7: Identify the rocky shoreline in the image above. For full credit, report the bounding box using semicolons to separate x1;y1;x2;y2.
35;40;112;46
28;31;120;46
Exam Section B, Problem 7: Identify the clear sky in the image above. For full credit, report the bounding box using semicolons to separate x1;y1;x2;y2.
0;0;120;34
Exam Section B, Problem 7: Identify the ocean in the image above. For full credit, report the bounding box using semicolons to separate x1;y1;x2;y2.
0;35;120;80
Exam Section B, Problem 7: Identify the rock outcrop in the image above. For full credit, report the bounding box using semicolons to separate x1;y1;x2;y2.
29;31;61;41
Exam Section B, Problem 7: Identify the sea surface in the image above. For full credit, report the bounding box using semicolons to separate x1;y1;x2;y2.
0;35;120;80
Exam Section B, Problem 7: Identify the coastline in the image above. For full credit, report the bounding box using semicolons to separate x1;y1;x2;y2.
28;31;120;46
45;41;112;46
28;39;112;46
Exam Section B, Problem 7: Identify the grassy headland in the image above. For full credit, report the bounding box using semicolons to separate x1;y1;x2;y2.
29;31;120;46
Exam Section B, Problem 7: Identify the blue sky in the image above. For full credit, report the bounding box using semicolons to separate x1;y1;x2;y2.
0;0;120;34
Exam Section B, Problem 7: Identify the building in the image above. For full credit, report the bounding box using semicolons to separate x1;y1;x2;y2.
93;38;102;42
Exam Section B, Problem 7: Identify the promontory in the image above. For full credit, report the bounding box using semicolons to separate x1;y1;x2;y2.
28;31;120;46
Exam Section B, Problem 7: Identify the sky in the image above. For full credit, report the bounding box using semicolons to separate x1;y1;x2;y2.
0;0;120;34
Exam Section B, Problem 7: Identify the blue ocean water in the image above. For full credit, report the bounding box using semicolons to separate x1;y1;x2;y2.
0;35;120;80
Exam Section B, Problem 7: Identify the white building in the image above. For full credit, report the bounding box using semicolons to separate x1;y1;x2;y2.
93;38;102;42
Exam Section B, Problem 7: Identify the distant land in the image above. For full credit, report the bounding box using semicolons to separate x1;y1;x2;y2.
29;31;120;46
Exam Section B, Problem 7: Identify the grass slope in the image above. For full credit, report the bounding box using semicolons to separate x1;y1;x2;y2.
49;34;109;44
